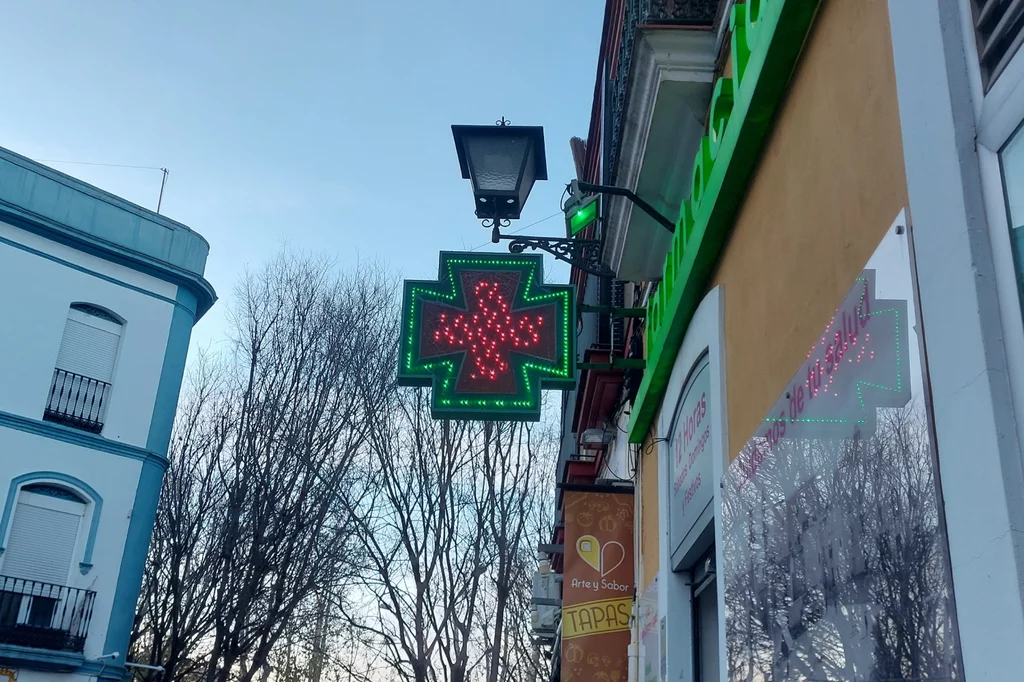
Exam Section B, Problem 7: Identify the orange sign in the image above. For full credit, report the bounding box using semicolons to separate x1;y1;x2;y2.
561;489;635;682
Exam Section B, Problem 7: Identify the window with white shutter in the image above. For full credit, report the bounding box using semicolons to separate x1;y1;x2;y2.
1;491;84;586
43;304;123;434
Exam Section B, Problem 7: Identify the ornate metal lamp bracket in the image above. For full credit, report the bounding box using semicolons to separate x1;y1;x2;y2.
501;234;614;278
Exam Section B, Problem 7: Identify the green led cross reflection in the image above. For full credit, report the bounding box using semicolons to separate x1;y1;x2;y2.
761;273;910;434
398;252;576;421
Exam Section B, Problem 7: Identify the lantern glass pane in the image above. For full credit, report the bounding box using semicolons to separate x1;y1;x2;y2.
465;133;531;192
517;144;537;207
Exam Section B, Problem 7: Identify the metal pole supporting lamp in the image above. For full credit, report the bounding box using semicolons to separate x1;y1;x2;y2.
452;118;673;279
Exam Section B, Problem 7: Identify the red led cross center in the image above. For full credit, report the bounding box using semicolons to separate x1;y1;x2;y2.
419;271;559;395
434;281;544;381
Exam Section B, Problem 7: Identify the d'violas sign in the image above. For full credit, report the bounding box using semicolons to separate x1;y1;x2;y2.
399;252;575;421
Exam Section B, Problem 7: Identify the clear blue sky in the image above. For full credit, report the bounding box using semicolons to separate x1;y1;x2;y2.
0;1;603;350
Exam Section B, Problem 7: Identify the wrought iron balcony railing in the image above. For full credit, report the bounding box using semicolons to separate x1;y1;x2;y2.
43;369;110;434
608;0;720;182
0;576;96;652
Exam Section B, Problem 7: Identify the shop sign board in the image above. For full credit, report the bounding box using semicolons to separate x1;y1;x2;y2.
561;489;635;682
398;252;575;421
628;0;823;442
669;354;713;558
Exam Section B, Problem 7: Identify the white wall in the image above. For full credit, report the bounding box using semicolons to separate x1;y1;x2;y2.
889;1;1024;677
0;427;142;659
0;221;176;448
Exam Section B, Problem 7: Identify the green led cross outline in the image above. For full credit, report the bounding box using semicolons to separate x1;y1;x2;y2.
398;251;576;421
763;277;907;428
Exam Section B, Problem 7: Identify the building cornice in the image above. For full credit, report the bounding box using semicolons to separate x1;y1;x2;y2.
0;147;216;318
0;410;170;470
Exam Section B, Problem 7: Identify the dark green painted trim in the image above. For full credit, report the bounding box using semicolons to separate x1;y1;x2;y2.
147;287;197;454
0;208;215;319
627;0;821;443
103;458;165;663
0;643;85;671
0;409;169;469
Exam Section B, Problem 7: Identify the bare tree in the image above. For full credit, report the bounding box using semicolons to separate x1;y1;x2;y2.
132;252;399;682
131;356;227;682
341;389;556;682
478;420;554;682
133;250;554;682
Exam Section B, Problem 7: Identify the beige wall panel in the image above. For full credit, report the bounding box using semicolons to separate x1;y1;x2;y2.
710;0;908;460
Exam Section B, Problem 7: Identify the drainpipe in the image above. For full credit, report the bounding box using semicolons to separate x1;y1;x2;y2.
631;432;643;682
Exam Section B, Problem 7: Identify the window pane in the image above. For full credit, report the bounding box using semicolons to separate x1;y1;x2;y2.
721;223;963;681
1001;126;1024;310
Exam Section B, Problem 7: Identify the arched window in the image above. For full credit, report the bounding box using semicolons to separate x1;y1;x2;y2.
1;485;85;585
0;475;100;651
43;304;123;434
21;484;87;504
0;473;102;577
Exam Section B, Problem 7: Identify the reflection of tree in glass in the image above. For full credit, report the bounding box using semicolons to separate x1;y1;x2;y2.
722;403;963;681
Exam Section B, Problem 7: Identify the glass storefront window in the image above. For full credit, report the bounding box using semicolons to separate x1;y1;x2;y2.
720;217;963;681
1001;125;1024;314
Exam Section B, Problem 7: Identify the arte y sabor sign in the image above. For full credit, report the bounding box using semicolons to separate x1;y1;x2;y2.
561;489;635;682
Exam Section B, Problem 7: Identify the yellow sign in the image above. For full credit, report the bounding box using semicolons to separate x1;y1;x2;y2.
562;596;632;639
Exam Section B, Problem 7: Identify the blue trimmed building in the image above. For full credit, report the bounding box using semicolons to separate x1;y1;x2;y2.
0;147;214;682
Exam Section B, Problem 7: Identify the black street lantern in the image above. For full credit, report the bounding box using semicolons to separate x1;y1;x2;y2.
452;119;547;226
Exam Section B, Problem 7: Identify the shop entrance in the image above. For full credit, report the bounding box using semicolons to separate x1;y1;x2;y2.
689;548;719;682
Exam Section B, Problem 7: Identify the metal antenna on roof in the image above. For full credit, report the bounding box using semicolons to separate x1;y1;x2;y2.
156;168;169;214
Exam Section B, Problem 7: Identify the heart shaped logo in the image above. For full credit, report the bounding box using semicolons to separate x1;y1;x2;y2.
576;535;626;577
576;535;601;572
600;541;625;577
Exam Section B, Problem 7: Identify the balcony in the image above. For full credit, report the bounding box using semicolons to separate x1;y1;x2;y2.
608;0;721;179
572;280;640;436
43;369;110;434
602;0;721;281
0;576;95;654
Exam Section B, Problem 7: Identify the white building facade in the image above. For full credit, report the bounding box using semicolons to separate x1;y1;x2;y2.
0;148;215;682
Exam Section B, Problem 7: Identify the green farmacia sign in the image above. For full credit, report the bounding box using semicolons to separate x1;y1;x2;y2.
628;0;821;442
399;252;576;421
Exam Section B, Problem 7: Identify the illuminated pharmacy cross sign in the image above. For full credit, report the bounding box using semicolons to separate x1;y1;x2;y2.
433;281;547;382
399;252;576;421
